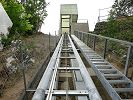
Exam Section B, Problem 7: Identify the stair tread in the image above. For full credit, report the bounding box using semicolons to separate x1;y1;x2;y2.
108;80;130;84
114;88;133;92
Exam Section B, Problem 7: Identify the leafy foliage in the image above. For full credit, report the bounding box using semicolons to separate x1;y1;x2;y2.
1;35;12;46
24;0;47;33
112;0;133;17
1;0;33;36
1;0;47;35
97;0;133;42
0;0;47;47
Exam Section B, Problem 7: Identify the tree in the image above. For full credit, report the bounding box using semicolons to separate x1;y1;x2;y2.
24;0;47;33
96;0;133;42
112;0;133;17
1;0;33;36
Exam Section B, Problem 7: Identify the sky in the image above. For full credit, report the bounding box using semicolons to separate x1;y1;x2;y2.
41;0;115;35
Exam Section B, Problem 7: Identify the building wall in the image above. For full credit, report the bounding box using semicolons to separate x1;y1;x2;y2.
60;4;78;34
71;23;89;34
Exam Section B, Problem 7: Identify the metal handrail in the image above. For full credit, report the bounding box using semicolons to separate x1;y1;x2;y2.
74;31;133;76
74;31;133;46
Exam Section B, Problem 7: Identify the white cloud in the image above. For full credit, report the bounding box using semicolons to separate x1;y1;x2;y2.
41;0;114;35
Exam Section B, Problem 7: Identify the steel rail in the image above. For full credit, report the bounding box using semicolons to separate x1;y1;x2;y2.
46;35;63;100
32;35;64;100
68;35;102;100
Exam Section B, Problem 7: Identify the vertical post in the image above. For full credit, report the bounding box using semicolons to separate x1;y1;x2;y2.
84;34;86;44
78;31;79;39
22;69;28;100
55;31;57;47
49;32;51;56
87;34;89;46
90;35;92;48
20;45;28;100
124;45;132;76
98;9;100;22
80;32;82;40
103;39;108;59
82;33;84;42
93;36;96;51
85;34;87;45
77;31;78;37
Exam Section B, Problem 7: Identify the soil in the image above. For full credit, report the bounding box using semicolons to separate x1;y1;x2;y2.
0;32;57;100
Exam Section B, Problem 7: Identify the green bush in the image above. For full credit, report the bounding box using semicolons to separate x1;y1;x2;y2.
1;35;12;47
1;0;33;35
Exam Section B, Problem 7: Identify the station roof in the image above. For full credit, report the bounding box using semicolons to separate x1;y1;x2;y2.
60;4;78;15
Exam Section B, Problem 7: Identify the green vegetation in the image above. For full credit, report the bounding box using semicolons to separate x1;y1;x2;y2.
0;0;47;46
96;0;133;42
93;0;133;63
24;0;47;33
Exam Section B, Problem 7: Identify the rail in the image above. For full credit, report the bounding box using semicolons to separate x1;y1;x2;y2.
32;33;102;100
32;35;64;100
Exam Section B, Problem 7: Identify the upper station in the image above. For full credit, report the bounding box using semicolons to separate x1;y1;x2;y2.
60;4;89;34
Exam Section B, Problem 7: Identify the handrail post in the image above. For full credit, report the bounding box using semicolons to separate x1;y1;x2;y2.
55;31;57;46
103;39;108;59
77;31;78;38
87;34;89;46
49;32;51;56
124;45;132;76
82;32;84;41
83;33;84;43
77;31;78;37
93;36;96;51
75;31;76;36
90;35;92;48
78;31;79;38
85;34;87;45
80;32;82;40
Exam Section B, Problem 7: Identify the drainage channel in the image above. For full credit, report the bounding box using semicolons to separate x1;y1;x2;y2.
32;33;101;100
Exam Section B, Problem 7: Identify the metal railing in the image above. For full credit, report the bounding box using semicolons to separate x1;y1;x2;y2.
74;31;133;77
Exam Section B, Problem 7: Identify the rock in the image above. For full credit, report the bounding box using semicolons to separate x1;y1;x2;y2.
30;58;35;63
6;56;17;73
6;56;15;68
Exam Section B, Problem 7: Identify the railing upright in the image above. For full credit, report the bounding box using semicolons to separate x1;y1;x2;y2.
93;36;96;51
80;32;82;40
124;46;132;76
103;39;108;59
87;34;89;46
82;33;85;43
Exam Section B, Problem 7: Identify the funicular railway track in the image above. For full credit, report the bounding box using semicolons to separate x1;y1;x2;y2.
26;32;133;100
22;32;133;100
32;33;102;100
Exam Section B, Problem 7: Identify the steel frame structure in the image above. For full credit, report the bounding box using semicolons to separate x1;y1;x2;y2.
72;32;133;100
32;33;101;100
